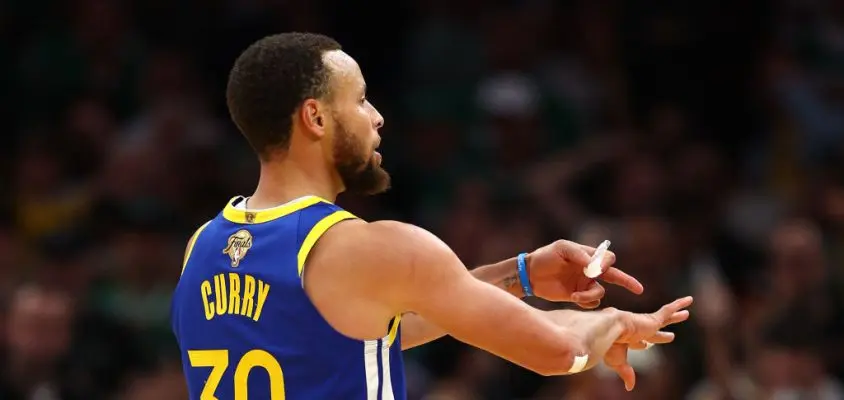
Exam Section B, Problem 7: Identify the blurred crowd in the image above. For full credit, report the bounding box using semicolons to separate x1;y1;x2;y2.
2;0;844;399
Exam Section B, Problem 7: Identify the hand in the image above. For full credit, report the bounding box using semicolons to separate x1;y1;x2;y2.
603;296;693;391
613;296;692;344
527;240;644;308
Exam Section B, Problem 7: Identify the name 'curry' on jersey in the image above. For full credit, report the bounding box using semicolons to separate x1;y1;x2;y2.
171;196;405;400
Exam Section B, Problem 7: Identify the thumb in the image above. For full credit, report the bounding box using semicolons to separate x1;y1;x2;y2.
605;344;636;391
615;364;636;392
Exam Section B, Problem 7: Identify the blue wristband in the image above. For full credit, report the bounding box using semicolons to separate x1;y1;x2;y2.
517;252;533;297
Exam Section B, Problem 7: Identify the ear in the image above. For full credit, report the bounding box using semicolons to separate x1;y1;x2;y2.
299;99;326;138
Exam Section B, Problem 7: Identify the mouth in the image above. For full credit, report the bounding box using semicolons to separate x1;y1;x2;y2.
374;151;382;164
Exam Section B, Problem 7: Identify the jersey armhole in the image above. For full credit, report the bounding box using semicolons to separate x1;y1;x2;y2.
181;220;212;275
296;210;357;288
386;314;402;347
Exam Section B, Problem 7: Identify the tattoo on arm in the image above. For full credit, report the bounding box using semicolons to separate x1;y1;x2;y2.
501;273;520;292
471;260;526;297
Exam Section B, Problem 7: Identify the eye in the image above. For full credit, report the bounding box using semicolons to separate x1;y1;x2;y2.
360;96;368;104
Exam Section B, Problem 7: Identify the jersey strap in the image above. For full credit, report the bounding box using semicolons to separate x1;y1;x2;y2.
386;314;402;347
296;203;358;279
181;220;212;274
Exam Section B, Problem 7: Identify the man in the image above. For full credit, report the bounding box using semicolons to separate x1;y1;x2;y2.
171;32;693;400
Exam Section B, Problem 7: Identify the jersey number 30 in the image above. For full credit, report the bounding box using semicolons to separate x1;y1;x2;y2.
188;349;285;399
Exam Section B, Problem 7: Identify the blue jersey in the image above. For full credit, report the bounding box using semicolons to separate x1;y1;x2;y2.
171;196;405;400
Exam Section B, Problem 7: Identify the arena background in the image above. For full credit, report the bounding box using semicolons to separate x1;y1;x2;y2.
2;0;844;399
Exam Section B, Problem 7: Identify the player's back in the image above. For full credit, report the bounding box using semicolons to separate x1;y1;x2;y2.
171;196;405;400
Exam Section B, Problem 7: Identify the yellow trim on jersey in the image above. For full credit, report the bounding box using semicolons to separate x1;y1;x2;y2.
182;220;212;274
221;196;327;224
296;210;358;277
386;314;402;347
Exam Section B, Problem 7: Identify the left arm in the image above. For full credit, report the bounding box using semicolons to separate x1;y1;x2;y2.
401;258;523;350
401;241;643;350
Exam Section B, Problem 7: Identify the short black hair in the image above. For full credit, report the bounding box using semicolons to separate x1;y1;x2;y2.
226;32;342;159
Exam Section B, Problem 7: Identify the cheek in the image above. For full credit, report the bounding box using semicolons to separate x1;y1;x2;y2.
352;123;375;149
355;106;377;129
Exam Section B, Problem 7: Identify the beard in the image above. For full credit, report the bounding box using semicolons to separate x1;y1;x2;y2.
333;119;390;195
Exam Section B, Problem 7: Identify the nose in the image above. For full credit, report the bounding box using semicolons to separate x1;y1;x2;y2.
372;106;384;130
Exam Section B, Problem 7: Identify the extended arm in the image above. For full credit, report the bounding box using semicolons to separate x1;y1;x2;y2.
401;239;644;350
303;220;625;376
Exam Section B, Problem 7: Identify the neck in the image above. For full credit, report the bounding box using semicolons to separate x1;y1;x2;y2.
249;157;341;208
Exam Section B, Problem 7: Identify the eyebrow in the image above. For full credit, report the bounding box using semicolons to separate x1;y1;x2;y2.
361;83;367;96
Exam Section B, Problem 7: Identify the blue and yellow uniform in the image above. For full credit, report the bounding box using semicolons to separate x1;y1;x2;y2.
171;196;405;400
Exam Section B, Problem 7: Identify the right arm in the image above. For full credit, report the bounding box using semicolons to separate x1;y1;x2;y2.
304;220;624;376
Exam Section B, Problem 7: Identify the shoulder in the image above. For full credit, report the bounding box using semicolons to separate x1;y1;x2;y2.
306;219;460;305
328;219;447;250
182;220;214;273
314;219;454;273
302;219;462;338
300;220;423;338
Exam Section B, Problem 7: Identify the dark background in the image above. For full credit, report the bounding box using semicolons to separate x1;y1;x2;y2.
2;0;844;398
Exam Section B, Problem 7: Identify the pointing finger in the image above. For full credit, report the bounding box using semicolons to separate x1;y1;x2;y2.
599;267;645;295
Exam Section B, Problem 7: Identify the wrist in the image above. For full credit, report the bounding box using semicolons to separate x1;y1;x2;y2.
505;253;530;297
516;252;533;297
470;259;525;298
601;307;628;338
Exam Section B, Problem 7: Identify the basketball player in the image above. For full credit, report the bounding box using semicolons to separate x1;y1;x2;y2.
171;33;693;399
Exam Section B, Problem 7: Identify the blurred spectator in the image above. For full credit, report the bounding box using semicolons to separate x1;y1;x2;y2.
0;286;75;399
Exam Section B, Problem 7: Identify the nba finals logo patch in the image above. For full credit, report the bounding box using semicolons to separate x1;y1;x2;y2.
223;229;253;267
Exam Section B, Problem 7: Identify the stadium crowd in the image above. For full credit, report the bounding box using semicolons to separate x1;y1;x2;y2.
1;0;844;398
